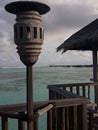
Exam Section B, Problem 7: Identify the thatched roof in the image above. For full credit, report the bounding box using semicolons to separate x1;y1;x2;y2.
57;19;98;53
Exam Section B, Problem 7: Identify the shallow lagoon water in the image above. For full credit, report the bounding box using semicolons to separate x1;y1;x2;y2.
0;67;93;129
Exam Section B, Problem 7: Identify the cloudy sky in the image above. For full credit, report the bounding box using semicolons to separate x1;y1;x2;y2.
0;0;98;67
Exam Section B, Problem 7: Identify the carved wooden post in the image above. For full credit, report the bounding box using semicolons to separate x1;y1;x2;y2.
5;1;50;130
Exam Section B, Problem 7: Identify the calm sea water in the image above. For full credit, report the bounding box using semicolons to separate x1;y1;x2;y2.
0;67;93;129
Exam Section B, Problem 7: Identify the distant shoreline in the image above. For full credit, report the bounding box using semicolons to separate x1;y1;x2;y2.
49;65;93;68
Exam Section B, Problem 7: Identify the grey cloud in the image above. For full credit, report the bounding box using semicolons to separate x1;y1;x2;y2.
0;0;16;7
0;0;97;67
43;3;97;34
1;0;97;33
0;31;13;52
0;32;4;38
0;7;15;25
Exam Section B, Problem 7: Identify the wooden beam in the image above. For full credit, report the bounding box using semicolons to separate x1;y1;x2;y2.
92;49;97;81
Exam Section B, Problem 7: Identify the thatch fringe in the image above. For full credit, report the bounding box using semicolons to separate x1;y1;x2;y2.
57;18;98;53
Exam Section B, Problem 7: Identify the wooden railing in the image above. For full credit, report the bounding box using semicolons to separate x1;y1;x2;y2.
0;98;88;130
48;82;98;130
48;82;98;104
47;99;88;130
0;82;95;130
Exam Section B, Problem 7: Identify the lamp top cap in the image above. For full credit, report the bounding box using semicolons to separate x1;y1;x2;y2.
5;1;50;15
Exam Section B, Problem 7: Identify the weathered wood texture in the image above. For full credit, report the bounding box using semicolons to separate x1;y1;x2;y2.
48;82;98;104
0;98;88;130
48;84;90;130
1;82;96;130
48;82;98;130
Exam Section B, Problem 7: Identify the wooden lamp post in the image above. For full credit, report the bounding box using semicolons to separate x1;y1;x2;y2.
5;1;50;130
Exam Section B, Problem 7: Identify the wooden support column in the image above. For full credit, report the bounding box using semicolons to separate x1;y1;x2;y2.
26;66;33;130
92;49;98;106
93;49;97;81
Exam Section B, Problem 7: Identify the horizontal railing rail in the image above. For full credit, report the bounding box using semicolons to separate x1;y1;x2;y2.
48;85;84;99
1;82;95;130
0;98;88;130
48;82;98;104
47;82;98;130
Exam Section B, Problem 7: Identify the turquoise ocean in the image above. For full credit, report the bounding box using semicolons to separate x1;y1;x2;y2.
0;67;93;129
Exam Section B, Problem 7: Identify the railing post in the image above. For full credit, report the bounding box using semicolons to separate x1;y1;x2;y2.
34;114;39;130
18;112;25;130
2;117;8;130
59;108;65;130
18;120;25;130
47;109;53;130
82;104;88;130
73;106;78;130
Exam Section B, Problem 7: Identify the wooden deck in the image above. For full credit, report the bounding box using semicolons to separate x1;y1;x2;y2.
0;82;98;130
